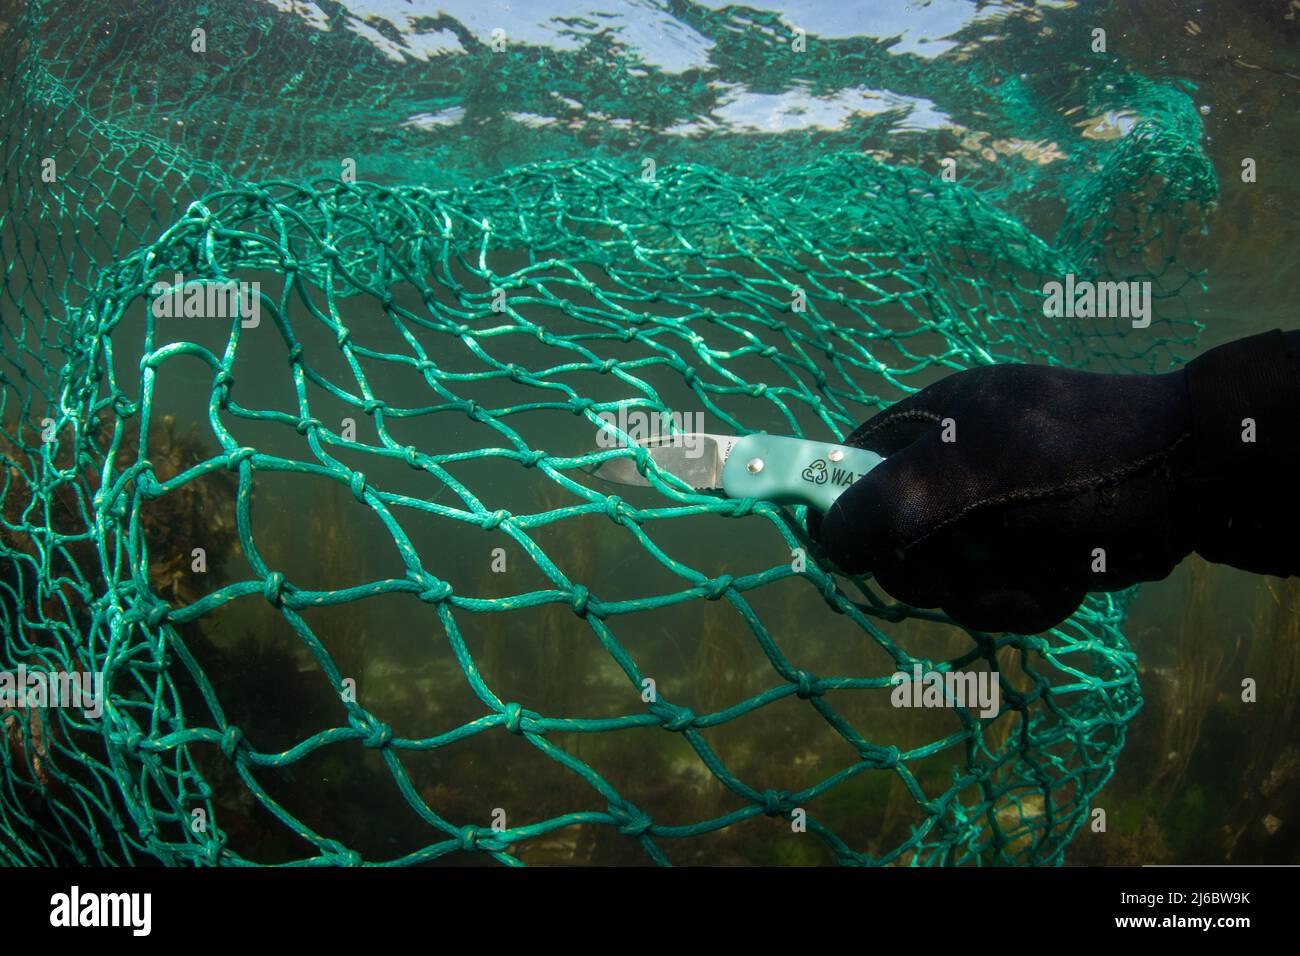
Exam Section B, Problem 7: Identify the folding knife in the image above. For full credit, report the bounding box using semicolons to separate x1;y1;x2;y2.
585;432;884;513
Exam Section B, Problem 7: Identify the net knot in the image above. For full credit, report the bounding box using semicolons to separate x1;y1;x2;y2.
362;398;383;416
608;801;653;837
321;839;362;867
570;397;596;415
213;369;234;407
761;789;794;817
569;584;591;617
602;495;633;524
287;344;304;365
725;497;758;517
349;471;368;502
650;701;695;732
358;717;392;749
859;743;901;770
598;358;618;374
225;447;256;471
479;509;511;531
220;725;245;760
295;416;321;436
793;669;822;699
262;571;287;606
702;574;733;600
112;394;138;419
203;838;227;866
501;702;525;735
403;445;422;468
410;571;452;604
136;465;162;500
146;601;170;629
458;825;482;852
521;450;546;468
877;603;909;623
748;383;768;398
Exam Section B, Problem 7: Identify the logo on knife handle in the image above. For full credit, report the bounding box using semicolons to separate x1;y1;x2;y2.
801;459;829;484
803;458;863;489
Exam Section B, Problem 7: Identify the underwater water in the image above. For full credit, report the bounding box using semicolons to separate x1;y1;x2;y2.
0;0;1297;867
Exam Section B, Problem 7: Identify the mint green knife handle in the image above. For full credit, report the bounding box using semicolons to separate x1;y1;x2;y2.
721;434;884;513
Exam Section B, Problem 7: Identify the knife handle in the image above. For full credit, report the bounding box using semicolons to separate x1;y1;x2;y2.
721;434;884;513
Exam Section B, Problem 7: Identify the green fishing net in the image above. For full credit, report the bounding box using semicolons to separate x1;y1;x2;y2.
0;0;1217;866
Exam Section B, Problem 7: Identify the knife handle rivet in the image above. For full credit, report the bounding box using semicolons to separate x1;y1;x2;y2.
746;457;764;474
828;449;844;462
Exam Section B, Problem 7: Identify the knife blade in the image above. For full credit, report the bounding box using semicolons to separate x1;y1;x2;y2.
585;432;884;513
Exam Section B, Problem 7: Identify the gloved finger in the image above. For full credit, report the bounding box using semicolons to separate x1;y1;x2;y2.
842;369;968;456
868;517;997;613
807;370;969;542
940;579;1086;634
815;432;950;574
872;557;947;610
867;516;1086;630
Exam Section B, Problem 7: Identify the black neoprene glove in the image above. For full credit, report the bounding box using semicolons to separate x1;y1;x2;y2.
812;329;1300;633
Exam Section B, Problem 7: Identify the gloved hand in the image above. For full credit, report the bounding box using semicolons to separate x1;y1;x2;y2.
808;329;1300;633
809;363;1198;633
